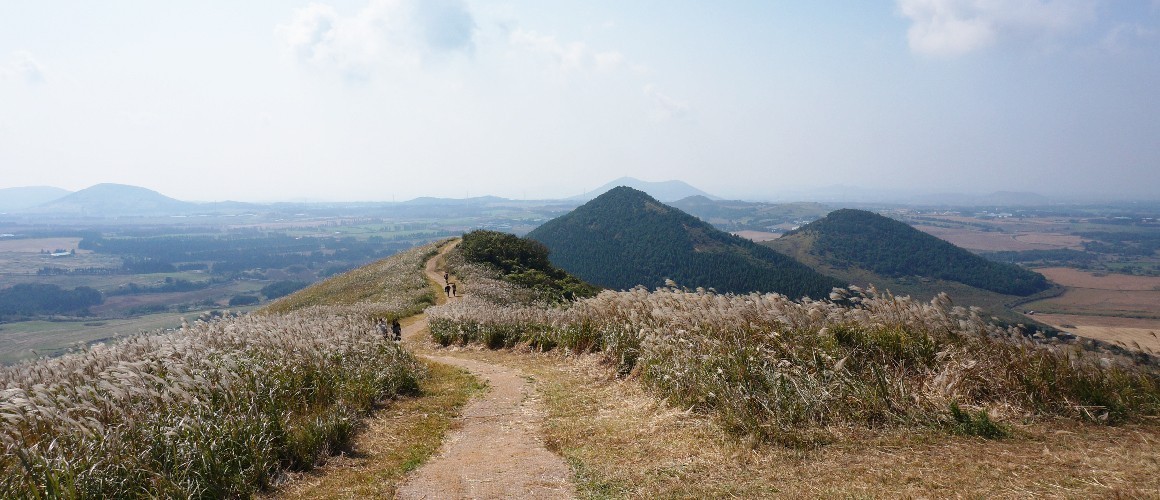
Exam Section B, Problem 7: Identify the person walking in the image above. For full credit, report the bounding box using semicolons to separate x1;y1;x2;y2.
391;320;402;341
451;282;457;296
444;284;451;298
376;319;389;339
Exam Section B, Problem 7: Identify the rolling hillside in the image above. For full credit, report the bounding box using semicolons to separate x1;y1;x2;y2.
0;186;71;212
767;209;1051;296
526;187;843;298
21;183;194;216
570;177;718;203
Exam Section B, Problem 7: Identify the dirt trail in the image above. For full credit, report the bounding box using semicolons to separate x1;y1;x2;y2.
396;241;575;500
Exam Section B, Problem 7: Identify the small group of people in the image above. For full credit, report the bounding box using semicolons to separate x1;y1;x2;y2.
376;318;402;341
443;271;457;298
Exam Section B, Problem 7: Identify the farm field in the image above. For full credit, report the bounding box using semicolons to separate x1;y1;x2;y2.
1037;267;1160;291
0;311;207;364
0;237;87;253
1033;313;1160;353
1021;267;1160;351
912;224;1083;252
732;230;781;242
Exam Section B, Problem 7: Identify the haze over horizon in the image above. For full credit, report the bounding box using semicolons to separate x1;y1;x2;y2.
3;1;1159;203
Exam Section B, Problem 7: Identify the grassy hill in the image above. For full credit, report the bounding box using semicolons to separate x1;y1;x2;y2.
526;187;843;298
769;209;1051;296
261;243;441;319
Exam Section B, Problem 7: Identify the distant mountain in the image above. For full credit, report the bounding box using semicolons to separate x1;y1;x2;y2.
526;187;843;298
669;196;830;234
767;209;1050;296
22;183;194;216
0;186;71;212
402;195;510;206
907;191;1053;206
570;177;718;203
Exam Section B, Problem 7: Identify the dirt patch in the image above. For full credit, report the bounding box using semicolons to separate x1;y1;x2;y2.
396;355;574;499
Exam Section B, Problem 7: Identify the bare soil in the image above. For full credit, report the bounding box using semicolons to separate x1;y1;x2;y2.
395;355;574;499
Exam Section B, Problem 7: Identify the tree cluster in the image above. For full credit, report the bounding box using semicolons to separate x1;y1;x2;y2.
0;283;103;321
792;209;1050;296
458;230;601;302
526;187;843;299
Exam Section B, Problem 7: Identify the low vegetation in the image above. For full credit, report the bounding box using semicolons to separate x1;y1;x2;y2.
0;243;443;497
457;230;600;303
429;259;1160;447
261;243;441;320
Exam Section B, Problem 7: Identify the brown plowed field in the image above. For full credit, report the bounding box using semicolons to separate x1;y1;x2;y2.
1037;267;1160;291
1033;313;1160;353
1024;268;1160;352
914;226;1080;252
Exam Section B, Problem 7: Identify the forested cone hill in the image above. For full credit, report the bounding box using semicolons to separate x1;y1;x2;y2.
773;209;1050;296
525;187;844;298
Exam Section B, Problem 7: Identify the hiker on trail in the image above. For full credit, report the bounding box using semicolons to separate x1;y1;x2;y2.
443;272;449;283
376;319;389;339
451;283;457;296
444;284;452;297
391;320;402;341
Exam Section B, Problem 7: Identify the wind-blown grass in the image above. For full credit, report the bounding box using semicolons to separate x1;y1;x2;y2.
428;280;1160;447
262;243;442;319
1;243;441;497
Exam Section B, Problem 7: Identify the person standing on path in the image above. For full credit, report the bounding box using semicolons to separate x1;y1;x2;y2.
451;282;457;297
376;318;389;339
391;319;402;341
444;284;452;298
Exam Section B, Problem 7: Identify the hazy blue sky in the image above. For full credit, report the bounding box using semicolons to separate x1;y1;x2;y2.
2;1;1158;202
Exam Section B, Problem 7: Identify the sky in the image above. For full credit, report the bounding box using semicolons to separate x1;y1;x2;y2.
1;1;1159;203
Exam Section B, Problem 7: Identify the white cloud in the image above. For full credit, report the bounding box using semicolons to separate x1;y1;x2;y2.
277;0;474;79
1;51;46;84
1101;23;1158;53
509;29;588;71
897;0;1097;56
644;84;689;120
508;30;625;73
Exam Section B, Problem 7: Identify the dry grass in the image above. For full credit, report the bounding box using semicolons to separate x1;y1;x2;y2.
270;360;484;500
456;349;1160;498
1035;313;1160;353
262;242;443;317
0;237;86;253
913;225;1047;252
1037;267;1160;292
1026;287;1160;319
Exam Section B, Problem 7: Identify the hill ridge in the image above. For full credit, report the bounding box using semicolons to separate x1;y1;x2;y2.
779;208;1050;296
528;186;843;298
